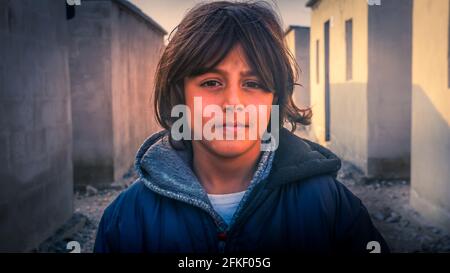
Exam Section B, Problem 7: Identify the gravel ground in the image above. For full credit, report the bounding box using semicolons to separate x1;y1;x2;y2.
337;162;450;253
36;162;450;253
35;173;133;253
35;188;123;253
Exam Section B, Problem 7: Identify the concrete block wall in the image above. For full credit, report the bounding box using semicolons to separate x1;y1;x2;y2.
110;1;165;182
68;0;115;186
0;0;165;251
0;0;73;251
308;0;370;174
367;0;412;179
410;0;450;232
69;0;165;186
286;26;311;110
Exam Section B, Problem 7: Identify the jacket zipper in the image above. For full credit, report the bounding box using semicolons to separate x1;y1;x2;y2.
215;179;272;253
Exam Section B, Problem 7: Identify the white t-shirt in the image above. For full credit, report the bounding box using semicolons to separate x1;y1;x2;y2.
207;190;246;225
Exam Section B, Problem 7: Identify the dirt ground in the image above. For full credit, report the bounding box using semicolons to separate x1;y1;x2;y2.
36;162;450;253
337;162;450;253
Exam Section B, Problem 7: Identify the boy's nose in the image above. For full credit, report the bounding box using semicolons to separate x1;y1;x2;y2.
222;83;243;108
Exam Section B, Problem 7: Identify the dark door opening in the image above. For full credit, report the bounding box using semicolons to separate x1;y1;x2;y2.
324;20;331;142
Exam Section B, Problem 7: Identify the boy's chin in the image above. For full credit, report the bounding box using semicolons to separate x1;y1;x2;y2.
202;139;259;158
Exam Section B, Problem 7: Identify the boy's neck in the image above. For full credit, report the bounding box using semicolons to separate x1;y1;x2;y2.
191;141;262;194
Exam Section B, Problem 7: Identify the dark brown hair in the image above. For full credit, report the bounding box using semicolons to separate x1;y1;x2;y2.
153;1;312;132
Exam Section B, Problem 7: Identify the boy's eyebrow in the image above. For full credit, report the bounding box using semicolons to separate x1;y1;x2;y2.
240;70;258;77
197;67;258;77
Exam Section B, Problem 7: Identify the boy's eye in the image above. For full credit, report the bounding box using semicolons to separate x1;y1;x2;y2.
243;81;262;89
200;80;222;88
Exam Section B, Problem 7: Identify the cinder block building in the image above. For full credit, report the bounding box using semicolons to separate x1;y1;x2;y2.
68;0;166;187
306;0;412;179
0;0;166;251
285;25;311;110
0;0;73;251
410;0;450;232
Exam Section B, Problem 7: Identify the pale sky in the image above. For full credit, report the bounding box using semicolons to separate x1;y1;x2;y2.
129;0;311;36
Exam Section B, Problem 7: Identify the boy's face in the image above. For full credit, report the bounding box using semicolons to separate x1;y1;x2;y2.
183;44;274;158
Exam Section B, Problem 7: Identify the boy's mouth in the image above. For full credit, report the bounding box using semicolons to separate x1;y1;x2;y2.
219;123;249;129
223;122;247;127
213;123;249;134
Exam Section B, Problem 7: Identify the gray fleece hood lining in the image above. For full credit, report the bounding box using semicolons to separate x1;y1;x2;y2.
134;128;341;228
134;130;274;230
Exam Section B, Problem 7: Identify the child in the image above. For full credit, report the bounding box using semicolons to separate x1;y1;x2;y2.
94;1;389;253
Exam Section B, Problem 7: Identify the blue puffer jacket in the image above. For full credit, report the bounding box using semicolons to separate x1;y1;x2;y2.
94;128;389;253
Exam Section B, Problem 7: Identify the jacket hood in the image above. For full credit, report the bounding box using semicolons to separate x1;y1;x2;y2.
133;127;341;228
265;127;342;188
134;129;274;229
